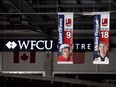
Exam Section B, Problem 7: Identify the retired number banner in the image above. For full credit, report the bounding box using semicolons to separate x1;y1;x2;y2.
58;12;73;64
93;12;110;64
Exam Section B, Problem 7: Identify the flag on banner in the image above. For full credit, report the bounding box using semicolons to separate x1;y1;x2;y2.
14;51;35;63
93;12;110;64
57;12;73;64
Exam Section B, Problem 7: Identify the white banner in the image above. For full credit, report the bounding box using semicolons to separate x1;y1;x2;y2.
93;12;110;64
58;12;73;64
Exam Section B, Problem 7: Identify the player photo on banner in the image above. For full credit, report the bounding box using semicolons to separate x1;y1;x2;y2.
93;12;110;64
57;12;73;64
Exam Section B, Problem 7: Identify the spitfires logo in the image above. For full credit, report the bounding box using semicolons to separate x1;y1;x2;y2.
66;18;72;27
102;18;108;26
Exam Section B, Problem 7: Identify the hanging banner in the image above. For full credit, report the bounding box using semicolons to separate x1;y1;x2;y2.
73;52;85;64
57;12;73;64
93;12;110;64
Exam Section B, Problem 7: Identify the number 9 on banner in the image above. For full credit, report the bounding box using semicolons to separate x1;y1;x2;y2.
66;32;71;38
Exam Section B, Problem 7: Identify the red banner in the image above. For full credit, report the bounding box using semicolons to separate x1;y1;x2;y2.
93;12;110;64
58;12;73;64
73;52;85;64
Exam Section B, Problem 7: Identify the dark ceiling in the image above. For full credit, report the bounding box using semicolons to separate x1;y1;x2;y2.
0;0;116;39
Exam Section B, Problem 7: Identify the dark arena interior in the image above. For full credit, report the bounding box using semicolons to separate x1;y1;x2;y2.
0;0;116;87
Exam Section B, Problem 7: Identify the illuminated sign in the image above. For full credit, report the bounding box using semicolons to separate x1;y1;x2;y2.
0;39;93;51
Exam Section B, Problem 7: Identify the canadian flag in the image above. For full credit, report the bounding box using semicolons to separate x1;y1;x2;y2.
14;51;35;63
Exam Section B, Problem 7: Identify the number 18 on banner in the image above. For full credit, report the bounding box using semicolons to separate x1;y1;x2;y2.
101;31;109;39
93;13;110;64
